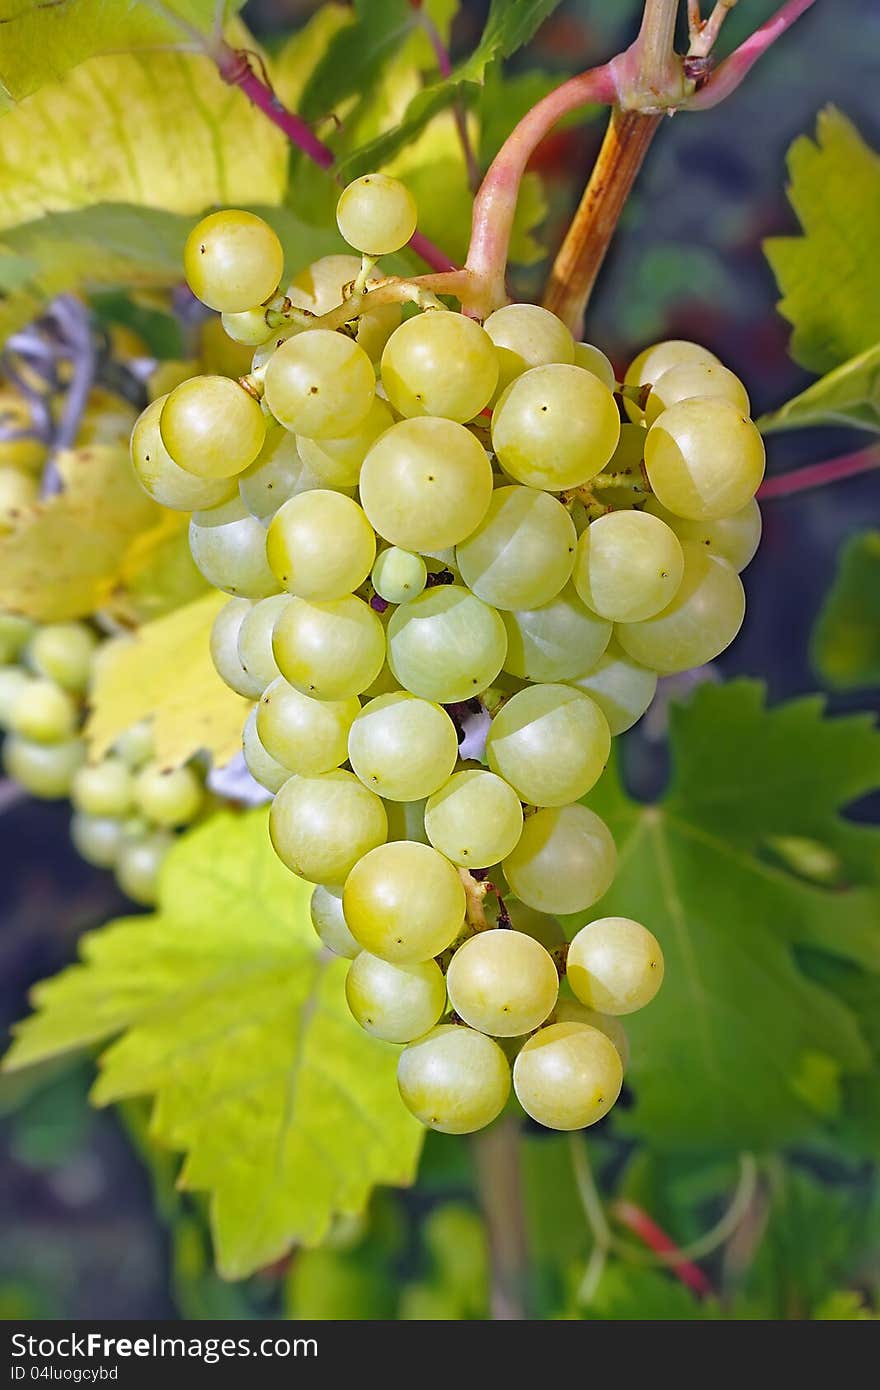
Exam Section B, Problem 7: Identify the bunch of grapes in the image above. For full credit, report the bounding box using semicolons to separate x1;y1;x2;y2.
129;173;765;1134
0;614;208;905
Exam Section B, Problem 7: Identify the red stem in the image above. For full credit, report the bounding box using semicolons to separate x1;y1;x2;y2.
612;1200;715;1298
758;446;880;499
688;0;818;109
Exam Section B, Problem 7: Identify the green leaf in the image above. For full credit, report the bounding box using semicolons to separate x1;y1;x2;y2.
577;1263;722;1320
2;810;424;1280
573;681;880;1151
759;342;880;435
811;531;880;692
764;108;880;375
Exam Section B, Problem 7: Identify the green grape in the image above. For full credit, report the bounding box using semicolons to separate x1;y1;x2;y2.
286;255;401;362
359;417;493;552
134;761;203;828
113;720;155;770
573;510;685;622
573;342;615;390
503;804;616;915
267;490;376;600
115;829;173;906
269;770;387;884
160;376;266;479
614;542;745;673
131;396;236;510
0;613;34;664
486;683;610;807
384;797;429;845
236;593;288;692
345;952;446;1043
221;306;275;347
184;209;284;313
645;398;765;520
3;734;85;798
0;465;38;518
424;769;523;868
336;173;418;255
645;361;750;424
272;594;385;700
348;692;458;801
210;598;263;699
455;486;576;611
0;666;33;729
387;585;507;703
9;678;78;744
71;756;134;818
484;303;574;395
492;365;620;491
501;582;611;682
552;998;630;1067
26;621;98;694
513;1021;623;1130
397;1025;510;1134
446;929;559;1037
238;428;323;521
380;311;498;422
343;840;465;964
372;547;427;604
565;639;657;735
567;917;664;1015
264;330;375;440
644;494;762;572
189;497;279;599
625;339;720;391
242;707;293;794
257;677;358;775
310;884;361;959
297;398;394;489
69;812;127;870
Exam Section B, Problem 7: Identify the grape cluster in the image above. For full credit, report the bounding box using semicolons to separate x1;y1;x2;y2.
0;614;208;905
129;173;765;1134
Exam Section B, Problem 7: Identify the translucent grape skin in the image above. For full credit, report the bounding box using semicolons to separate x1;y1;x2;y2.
116;830;173;907
343;840;465;964
483;303;574;395
184;210;284;313
387;585;507;703
210;598;264;699
160;376;266;479
574;342;616;390
643;495;762;573
567;917;665;1015
492;364;620;491
112;720;155;770
625;339;721;391
189;497;280;599
359;417;494;553
238;428;323;520
134;762;203;828
272;594;386;701
380;311;499;423
297;398;394;489
645;397;765;521
264;330;375;440
9;678;78;743
257;677;358;776
553;998;630;1067
70;811;128;870
446;929;559;1037
71;755;134;819
397;1025;511;1134
573;510;685;622
486;683;610;807
310;884;361;959
501;583;611;683
242;707;293;795
372;548;427;604
270;770;388;885
131;396;236;510
236;593;288;692
336;173;418;255
645;361;750;425
513;1022;623;1130
503;804;617;916
347;692;458;801
345;952;446;1043
614;542;745;674
25;621;98;694
266;490;375;601
455;486;576;611
3;734;85;798
565;640;657;735
424;769;523;869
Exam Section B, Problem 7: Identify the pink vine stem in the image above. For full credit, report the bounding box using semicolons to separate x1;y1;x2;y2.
689;0;818;109
758;446;880;499
611;1201;715;1298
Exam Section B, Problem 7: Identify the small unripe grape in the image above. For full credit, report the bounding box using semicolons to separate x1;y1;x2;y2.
0;613;35;664
574;342;615;390
113;719;155;770
492;364;620;491
381;311;498;422
345;952;446;1043
160;376;266;479
270;770;387;885
336;173;418;255
397;1025;511;1134
221;306;275;347
388;585;507;703
486;683;610;807
501;583;611;683
645;361;750;424
70;812;127;870
267;491;376;600
134;761;203;828
236;594;288;692
643;495;762;573
446;929;559;1037
348;692;458;802
372;548;427;604
615;542;745;673
503;804;616;916
567;917;664;1015
210;598;263;699
565;640;657;735
71;756;134;818
424;769;523;869
116;829;174;906
131;396;236;510
297;398;394;489
184;209;284;313
272;594;386;701
3;734;85;798
645;398;765;520
456;486;576;611
26;621;98;694
0;666;32;729
257;677;358;776
573;510;685;622
484;303;574;394
189;497;279;599
553;998;630;1067
513;1021;623;1129
310;884;361;959
264;330;375;440
343;840;465;964
9;678;78;744
242;707;292;794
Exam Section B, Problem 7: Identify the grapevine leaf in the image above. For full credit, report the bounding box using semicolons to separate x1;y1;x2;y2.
759;342;880;435
85;591;250;770
2;810;424;1279
0;445;160;621
811;531;880;691
271;3;355;114
115;512;210;625
764;108;880;375
577;1264;721;1320
574;681;880;1151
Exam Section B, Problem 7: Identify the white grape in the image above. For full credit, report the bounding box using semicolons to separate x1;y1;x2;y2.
568;917;664;1015
614;542;745;673
264;330;375;439
347;692;458;801
257;676;358;776
266;490;376;600
381;311;498;422
269;770;387;885
455;486;576;611
310;884;361;959
242;707;293;794
236;593;289;691
387;585;507;703
343;840;465;964
189;496;279;599
424;769;523;868
513;1021;623;1129
573;510;685;622
503;804;616;915
565;640;657;735
446;929;559;1037
486;683;610;806
345;952;446;1043
397;1025;511;1134
501;583;611;682
371;548;427;604
272;594;386;700
644;397;765;520
492;364;620;491
336;173;418;255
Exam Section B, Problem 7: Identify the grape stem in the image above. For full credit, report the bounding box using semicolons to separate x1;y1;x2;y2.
611;1201;715;1296
758;446;880;498
473;1118;530;1319
459;868;492;932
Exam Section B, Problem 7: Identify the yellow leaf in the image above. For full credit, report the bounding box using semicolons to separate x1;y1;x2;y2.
86;592;250;770
113;510;210;625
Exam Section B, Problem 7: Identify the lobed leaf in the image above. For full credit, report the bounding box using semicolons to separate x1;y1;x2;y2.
759;342;880;436
811;531;880;693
